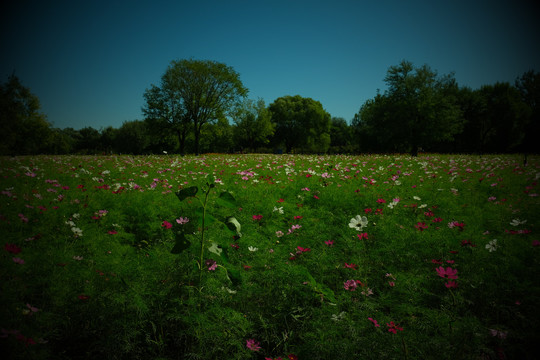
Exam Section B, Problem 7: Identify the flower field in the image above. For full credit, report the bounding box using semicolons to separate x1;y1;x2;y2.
1;154;539;359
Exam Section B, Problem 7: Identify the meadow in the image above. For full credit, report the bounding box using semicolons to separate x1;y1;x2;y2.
1;153;539;360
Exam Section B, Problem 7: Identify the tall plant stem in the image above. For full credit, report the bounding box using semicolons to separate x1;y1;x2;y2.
198;187;211;284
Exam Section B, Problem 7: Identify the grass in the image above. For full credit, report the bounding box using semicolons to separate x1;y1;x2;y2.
1;153;539;359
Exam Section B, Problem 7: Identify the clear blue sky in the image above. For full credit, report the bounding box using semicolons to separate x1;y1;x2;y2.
1;0;539;130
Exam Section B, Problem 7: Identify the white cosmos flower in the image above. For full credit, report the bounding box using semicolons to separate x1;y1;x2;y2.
486;239;498;252
273;206;284;214
248;246;258;252
510;219;527;226
349;215;368;231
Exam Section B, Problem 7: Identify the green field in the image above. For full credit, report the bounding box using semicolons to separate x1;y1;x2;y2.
1;154;539;359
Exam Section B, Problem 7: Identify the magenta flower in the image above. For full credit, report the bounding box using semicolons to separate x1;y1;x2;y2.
343;279;358;291
246;338;261;351
445;280;458;288
5;243;22;254
415;222;428;231
252;214;263;221
357;232;369;240
344;263;357;269
12;257;25;264
297;246;311;252
368;317;380;327
387;321;403;334
435;266;458;279
205;259;217;271
161;221;172;229
324;239;334;246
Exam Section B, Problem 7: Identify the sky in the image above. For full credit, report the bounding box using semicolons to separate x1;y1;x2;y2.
1;0;539;130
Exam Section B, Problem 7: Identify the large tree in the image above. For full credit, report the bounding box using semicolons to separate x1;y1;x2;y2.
0;74;52;155
144;59;248;155
359;61;463;155
269;95;331;153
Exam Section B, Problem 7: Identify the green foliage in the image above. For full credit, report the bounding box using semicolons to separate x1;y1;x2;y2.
269;95;332;153
0;74;53;155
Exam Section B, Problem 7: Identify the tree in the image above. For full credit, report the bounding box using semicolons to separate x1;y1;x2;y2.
144;59;248;154
515;70;540;157
475;82;530;153
0;74;52;155
357;61;463;155
76;127;101;153
232;98;274;151
143;83;190;154
385;61;463;155
116;120;150;154
269;95;331;153
329;117;352;153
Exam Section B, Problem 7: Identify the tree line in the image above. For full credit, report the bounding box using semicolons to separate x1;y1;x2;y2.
1;59;538;156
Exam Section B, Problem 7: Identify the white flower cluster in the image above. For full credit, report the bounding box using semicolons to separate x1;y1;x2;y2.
65;213;83;237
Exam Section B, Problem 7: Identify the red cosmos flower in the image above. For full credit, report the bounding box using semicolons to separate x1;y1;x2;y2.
461;240;476;247
5;243;22;254
252;215;263;221
445;281;458;288
344;263;358;269
297;246;311;252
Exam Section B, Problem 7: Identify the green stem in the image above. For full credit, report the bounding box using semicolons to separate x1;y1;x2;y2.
401;335;409;360
198;187;211;284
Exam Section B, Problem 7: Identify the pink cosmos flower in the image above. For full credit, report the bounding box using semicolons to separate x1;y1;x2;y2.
324;239;334;246
176;217;189;224
205;259;217;271
368;317;380;327
343;279;358;291
246;338;261;351
435;266;458;279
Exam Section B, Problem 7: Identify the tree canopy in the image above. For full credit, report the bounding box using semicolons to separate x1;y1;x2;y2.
144;59;248;154
0;75;52;155
2;60;538;156
357;60;463;155
269;95;332;153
